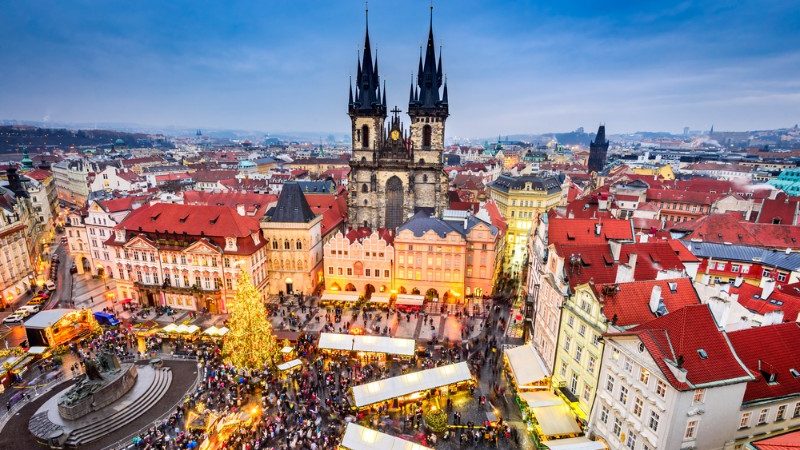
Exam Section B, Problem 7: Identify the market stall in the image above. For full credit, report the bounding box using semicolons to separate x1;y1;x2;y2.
318;333;415;361
531;400;582;441
365;293;391;308
276;358;302;374
340;423;432;450
394;294;425;312
24;308;99;347
320;291;360;307
350;361;473;409
504;343;549;390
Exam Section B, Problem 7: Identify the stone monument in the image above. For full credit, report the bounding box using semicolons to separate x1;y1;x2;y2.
56;352;137;420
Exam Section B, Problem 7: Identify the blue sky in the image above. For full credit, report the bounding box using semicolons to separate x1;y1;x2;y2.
1;0;798;138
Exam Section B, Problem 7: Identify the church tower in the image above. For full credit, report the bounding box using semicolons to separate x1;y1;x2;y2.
347;6;449;230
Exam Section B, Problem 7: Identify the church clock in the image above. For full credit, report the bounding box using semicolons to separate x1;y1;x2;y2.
391;130;400;141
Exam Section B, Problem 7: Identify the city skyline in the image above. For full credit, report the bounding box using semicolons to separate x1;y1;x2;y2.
1;1;798;137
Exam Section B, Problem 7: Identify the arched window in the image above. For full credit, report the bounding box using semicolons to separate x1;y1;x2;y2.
364;199;368;205
272;240;278;250
284;240;290;250
296;240;302;250
361;157;367;163
361;183;368;193
423;174;428;183
422;124;432;147
419;158;425;164
361;125;370;149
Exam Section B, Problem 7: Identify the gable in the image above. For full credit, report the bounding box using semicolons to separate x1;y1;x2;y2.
123;235;157;251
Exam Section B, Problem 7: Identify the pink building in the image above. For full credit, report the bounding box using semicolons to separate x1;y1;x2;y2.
323;228;394;296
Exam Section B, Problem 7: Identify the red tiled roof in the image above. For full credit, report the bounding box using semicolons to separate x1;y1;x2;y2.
98;195;150;213
554;241;689;288
116;169;143;182
675;212;800;250
757;192;800;226
548;217;633;246
122;156;164;167
24;169;52;181
613;194;641;202
452;174;485;191
483;201;507;235
646;188;721;206
183;191;277;218
684;162;752;173
192;170;238;183
219;178;270;191
729;282;800;322
155;172;190;183
594;278;700;328
321;167;350;181
752;429;800;450
623;305;751;390
118;202;260;237
728;323;800;403
305;194;347;236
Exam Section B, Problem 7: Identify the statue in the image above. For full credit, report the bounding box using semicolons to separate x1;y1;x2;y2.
82;359;104;381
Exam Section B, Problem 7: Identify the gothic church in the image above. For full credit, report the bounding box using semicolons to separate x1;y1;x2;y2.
347;10;449;230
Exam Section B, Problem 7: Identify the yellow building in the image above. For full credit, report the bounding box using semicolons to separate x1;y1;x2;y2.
488;174;563;270
631;163;675;180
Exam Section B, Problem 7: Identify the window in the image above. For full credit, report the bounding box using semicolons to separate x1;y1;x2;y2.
560;361;568;377
226;278;233;290
328;267;333;275
648;411;660;432
578;323;586;337
684;420;698;440
567;314;574;328
731;264;740;273
365;269;371;277
625;432;636;449
582;384;592;402
575;345;583;363
613;417;622;437
763;269;771;278
570;372;579;393
633;396;643;417
612;348;620;360
624;357;633;373
587;355;596;374
758;408;768;425
422;124;432;147
693;389;705;404
606;375;615;393
739;412;751;429
600;406;609;424
777;405;787;421
563;335;571;352
347;268;352;276
794;402;800;418
384;270;389;277
619;386;628;405
656;380;667;398
778;273;787;282
640;368;650;385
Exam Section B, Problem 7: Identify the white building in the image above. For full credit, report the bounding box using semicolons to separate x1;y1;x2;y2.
89;166;147;193
589;304;752;450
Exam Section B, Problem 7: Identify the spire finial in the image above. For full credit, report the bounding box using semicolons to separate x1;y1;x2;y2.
365;1;369;27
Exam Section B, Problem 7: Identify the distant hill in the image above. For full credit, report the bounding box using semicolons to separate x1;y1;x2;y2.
0;125;166;152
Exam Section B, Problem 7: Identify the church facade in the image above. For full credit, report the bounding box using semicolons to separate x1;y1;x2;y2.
347;14;449;230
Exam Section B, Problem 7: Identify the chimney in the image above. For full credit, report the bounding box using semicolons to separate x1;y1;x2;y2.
609;241;622;262
649;285;663;314
595;222;602;236
761;277;776;300
628;253;638;273
236;204;246;216
5;167;28;198
568;211;575;219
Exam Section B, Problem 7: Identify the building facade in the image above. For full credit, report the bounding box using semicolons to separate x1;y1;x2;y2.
347;16;449;229
0;179;35;306
323;229;394;296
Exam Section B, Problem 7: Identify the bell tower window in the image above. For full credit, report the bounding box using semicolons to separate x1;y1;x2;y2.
361;125;370;149
422;124;432;148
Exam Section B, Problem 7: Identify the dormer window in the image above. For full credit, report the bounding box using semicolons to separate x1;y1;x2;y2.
225;237;237;252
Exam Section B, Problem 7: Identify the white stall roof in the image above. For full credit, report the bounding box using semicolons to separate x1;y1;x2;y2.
321;292;360;303
532;401;581;438
277;359;302;371
395;294;425;306
352;361;472;407
318;333;415;357
368;294;390;304
341;423;432;450
24;309;78;330
505;343;549;387
518;391;563;408
543;436;606;450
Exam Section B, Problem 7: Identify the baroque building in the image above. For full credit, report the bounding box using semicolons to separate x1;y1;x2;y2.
347;12;449;230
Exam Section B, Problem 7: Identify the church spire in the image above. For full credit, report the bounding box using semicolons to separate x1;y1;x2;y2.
349;4;385;117
408;3;448;117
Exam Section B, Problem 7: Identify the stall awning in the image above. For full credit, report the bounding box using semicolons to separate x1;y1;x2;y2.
27;346;48;355
395;294;424;306
518;391;563;408
368;294;391;304
161;323;179;333
277;359;302;371
505;343;549;387
174;324;200;334
318;333;415;357
352;361;472;408
341;423;432;450
321;292;360;303
532;400;581;438
543;436;605;450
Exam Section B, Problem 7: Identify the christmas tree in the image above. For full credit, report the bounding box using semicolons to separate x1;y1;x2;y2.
222;271;278;370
